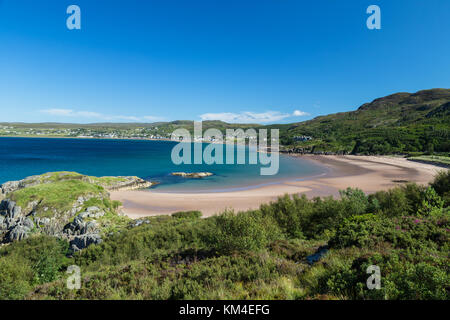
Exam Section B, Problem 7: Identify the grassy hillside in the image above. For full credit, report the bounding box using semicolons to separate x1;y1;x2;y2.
276;89;450;154
0;171;448;300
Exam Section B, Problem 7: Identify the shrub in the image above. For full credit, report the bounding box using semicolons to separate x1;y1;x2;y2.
329;213;383;249
171;210;202;219
260;194;312;239
209;210;282;254
417;187;444;216
430;170;450;201
0;255;34;300
339;188;369;216
373;187;411;217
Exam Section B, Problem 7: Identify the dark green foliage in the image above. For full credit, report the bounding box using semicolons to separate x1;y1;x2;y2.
171;210;202;219
372;187;411;216
260;194;312;238
0;255;34;300
431;170;450;206
0;236;69;299
208;210;282;254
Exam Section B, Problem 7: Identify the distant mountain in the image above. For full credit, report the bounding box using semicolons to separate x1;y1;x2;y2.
275;89;450;154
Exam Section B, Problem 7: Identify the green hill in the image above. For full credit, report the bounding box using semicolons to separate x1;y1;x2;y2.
276;88;450;154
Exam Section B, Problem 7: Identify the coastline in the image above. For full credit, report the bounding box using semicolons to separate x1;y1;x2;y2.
111;155;445;218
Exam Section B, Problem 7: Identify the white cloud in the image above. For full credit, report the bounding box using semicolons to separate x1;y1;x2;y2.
199;111;292;123
199;110;310;123
40;109;164;122
292;110;309;117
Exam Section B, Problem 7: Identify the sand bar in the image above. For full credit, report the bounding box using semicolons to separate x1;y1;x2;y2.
111;155;445;218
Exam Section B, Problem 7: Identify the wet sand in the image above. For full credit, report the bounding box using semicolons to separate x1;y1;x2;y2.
110;155;445;218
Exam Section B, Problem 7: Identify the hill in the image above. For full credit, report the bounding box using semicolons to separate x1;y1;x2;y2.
276;88;450;154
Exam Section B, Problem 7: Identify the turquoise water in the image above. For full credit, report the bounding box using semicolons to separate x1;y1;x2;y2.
0;137;326;192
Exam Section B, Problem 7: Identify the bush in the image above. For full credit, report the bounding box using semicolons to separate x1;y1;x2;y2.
417;187;444;216
0;235;70;285
172;210;202;219
260;194;313;239
209;210;282;254
329;214;383;249
339;188;369;216
373;187;411;217
430;170;450;206
0;255;34;300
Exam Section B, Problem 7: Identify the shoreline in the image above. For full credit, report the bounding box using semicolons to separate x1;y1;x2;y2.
111;155;445;218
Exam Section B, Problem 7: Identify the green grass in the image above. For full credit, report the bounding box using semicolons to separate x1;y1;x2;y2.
408;155;450;166
9;179;107;218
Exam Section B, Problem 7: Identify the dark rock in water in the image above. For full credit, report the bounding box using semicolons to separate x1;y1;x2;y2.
70;234;102;252
306;245;329;265
171;172;213;178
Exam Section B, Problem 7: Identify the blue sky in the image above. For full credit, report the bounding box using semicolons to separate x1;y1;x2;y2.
0;0;449;124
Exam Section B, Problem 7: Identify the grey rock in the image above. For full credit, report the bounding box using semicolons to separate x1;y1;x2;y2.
35;217;51;227
81;221;99;234
6;225;30;242
171;172;213;178
0;199;23;220
64;215;85;235
79;206;105;219
70;233;102;252
10;205;22;219
22;217;35;229
132;219;150;228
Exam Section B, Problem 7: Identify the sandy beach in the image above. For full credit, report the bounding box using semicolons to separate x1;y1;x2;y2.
111;155;445;218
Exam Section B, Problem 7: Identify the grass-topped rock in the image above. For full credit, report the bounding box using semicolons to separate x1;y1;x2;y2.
0;172;152;251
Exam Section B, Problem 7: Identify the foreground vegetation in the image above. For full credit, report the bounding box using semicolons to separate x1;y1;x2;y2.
1;171;448;300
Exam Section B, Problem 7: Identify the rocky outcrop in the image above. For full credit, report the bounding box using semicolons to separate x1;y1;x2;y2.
0;172;153;251
0;172;153;199
0;200;33;242
99;177;153;191
130;218;150;228
171;172;213;178
69;233;102;252
6;225;31;242
0;197;105;248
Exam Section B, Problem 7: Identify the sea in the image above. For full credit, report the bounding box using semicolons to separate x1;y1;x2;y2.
0;137;326;192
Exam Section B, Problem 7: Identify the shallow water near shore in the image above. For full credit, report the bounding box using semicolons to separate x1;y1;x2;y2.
0;137;326;192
